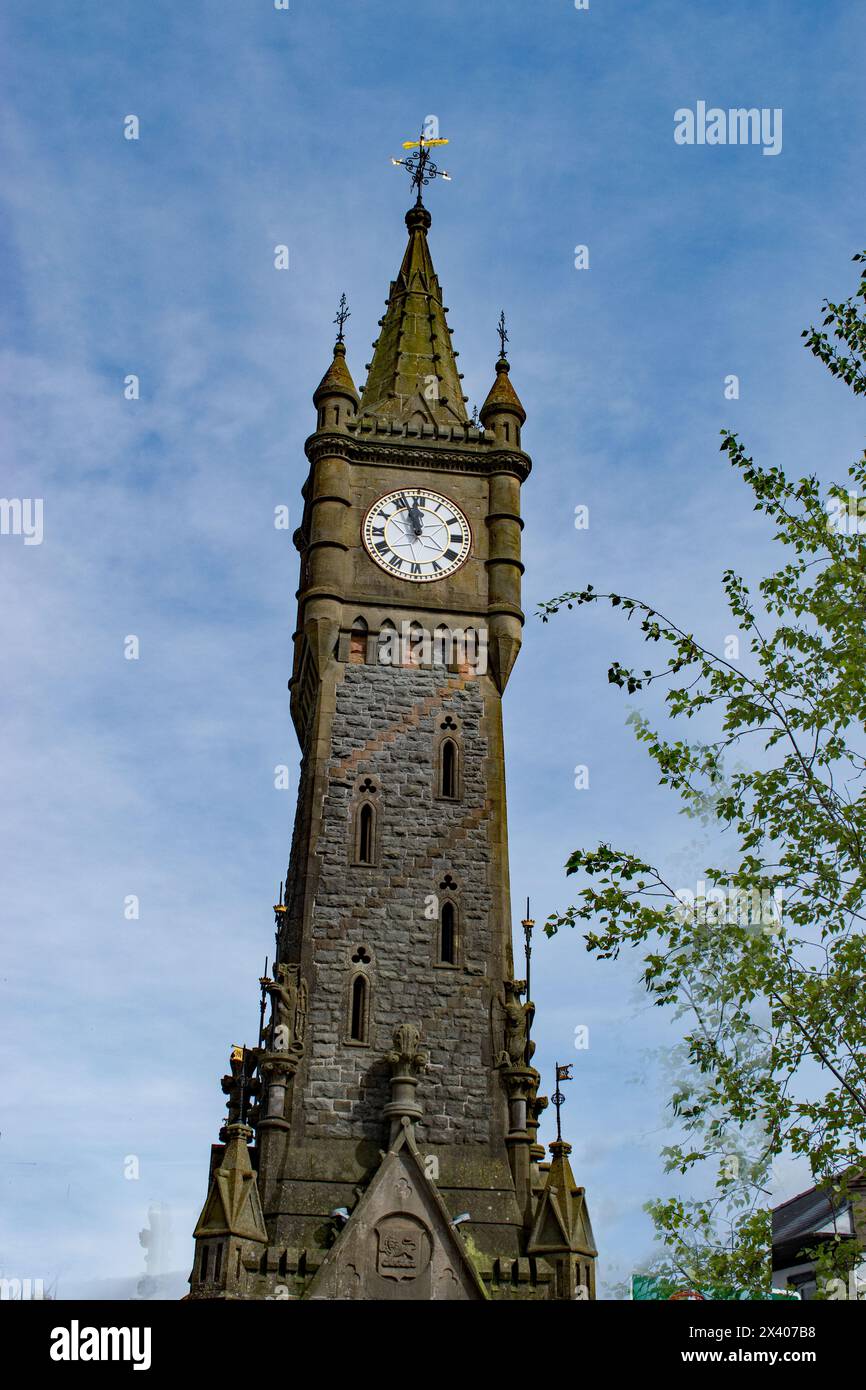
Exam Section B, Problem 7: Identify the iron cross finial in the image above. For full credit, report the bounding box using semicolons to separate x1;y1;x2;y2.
333;293;350;344
497;310;509;358
391;126;452;203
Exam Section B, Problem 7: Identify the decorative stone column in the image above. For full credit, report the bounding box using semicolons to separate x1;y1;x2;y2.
383;1023;429;1144
502;1063;541;1222
527;1089;549;1189
256;959;307;1149
258;1053;298;1131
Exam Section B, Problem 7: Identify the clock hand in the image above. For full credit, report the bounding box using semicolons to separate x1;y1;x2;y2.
407;502;424;537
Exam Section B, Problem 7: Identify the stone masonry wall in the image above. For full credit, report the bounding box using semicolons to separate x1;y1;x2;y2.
298;661;497;1146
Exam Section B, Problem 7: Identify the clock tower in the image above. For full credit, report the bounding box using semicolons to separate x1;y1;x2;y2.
189;179;597;1301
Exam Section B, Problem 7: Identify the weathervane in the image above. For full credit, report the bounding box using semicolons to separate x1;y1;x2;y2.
333;293;350;344
497;309;509;358
391;127;452;203
552;1061;573;1143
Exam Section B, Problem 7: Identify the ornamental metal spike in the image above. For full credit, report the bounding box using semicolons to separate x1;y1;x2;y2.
333;293;350;344
497;310;509;359
552;1061;573;1143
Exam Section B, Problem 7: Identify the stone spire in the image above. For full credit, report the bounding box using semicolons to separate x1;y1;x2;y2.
358;204;468;427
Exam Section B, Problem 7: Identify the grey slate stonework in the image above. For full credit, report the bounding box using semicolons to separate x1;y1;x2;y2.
297;661;495;1146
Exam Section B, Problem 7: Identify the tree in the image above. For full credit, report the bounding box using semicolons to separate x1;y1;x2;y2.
539;252;866;1296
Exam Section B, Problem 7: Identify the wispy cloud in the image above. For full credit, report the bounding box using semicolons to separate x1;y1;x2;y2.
1;0;863;1297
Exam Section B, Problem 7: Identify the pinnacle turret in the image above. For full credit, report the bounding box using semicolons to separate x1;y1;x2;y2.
313;337;359;432
189;1123;268;1299
527;1139;599;1298
479;315;526;448
480;354;526;427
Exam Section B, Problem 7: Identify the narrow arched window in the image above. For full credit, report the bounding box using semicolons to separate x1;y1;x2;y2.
350;974;368;1041
459;627;480;675
378;619;398;667
357;803;374;864
200;1245;210;1281
440;902;457;965
433;624;452;668
441;739;458;799
349;616;367;664
406;620;426;667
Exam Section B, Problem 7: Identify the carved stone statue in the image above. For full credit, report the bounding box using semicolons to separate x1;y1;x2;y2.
496;980;535;1068
267;963;307;1054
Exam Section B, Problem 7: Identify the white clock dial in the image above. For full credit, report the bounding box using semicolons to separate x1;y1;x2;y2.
362;489;471;583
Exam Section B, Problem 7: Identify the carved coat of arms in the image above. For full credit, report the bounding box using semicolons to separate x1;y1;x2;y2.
375;1215;431;1282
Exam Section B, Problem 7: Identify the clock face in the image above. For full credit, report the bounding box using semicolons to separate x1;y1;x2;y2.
362;489;471;583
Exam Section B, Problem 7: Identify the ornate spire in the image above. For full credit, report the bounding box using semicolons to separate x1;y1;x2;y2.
358;204;468;427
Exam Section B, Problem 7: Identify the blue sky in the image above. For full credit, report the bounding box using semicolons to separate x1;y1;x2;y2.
1;1;864;1298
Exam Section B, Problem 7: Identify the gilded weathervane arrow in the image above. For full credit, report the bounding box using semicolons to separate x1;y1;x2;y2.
391;126;452;204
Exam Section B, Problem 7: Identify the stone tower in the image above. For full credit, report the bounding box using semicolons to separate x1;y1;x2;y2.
189;184;597;1301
